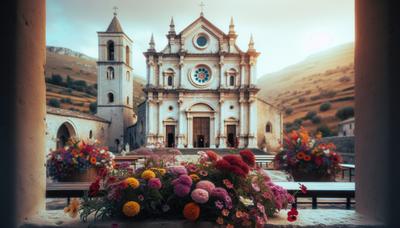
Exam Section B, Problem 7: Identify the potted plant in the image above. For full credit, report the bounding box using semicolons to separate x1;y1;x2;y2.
46;139;115;182
273;128;342;182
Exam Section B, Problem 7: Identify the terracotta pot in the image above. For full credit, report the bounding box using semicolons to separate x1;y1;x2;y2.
58;167;98;182
291;170;335;182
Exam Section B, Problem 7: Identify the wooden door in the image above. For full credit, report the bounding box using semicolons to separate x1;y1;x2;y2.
193;117;210;147
227;125;236;148
166;125;175;147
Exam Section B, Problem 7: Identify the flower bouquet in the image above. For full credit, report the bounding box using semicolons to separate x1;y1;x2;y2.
79;150;296;227
274;128;342;181
46;139;115;182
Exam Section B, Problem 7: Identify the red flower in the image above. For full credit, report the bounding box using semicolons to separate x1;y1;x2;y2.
239;150;256;167
97;167;108;178
314;156;323;166
89;178;100;196
205;150;219;162
287;207;298;222
299;184;307;194
216;155;249;177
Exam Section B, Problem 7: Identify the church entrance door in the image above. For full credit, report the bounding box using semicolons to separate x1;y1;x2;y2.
166;125;175;147
227;125;236;148
193;117;210;148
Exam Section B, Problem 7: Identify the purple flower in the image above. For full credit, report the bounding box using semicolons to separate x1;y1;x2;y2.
191;188;209;204
172;175;192;187
211;187;232;209
173;184;191;197
168;166;188;176
148;178;162;190
215;200;224;209
196;180;215;193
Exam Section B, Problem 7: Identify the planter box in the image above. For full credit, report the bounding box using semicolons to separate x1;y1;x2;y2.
58;167;98;182
291;170;335;182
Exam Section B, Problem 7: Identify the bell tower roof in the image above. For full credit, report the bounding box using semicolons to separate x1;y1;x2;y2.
106;15;124;33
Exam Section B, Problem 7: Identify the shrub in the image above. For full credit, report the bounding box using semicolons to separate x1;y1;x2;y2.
320;102;331;112
89;102;97;114
285;108;293;115
294;118;303;125
73;80;87;88
48;98;60;108
284;122;300;132
311;115;321;124
316;125;333;137
336;106;355;120
60;98;72;104
50;74;64;85
304;111;317;120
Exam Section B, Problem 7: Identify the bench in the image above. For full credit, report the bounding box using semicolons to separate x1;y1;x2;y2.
339;163;355;182
255;154;275;169
275;182;355;209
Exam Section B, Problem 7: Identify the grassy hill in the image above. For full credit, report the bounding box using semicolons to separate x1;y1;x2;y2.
45;46;146;113
257;42;355;135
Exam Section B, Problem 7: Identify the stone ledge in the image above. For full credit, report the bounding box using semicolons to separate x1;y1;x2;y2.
21;209;384;228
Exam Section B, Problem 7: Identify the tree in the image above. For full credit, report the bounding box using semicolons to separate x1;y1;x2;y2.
320;102;331;112
48;98;60;108
66;75;73;88
316;125;332;137
311;115;321;124
304;111;317;120
336;106;355;120
89;102;97;114
51;74;63;85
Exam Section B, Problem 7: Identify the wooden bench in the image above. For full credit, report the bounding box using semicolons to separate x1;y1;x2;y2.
255;155;275;169
275;182;355;209
339;163;355;182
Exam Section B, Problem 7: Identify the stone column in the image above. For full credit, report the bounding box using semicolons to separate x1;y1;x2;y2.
178;56;184;88
14;0;46;225
218;94;226;148
177;95;184;148
158;62;162;87
210;116;216;148
157;93;163;144
187;115;193;148
240;57;245;87
247;94;257;148
219;56;224;88
239;92;246;148
149;59;155;86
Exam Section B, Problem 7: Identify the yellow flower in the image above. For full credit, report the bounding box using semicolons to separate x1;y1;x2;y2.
63;198;80;218
190;174;200;182
151;168;166;176
125;177;140;189
141;170;156;180
122;201;141;217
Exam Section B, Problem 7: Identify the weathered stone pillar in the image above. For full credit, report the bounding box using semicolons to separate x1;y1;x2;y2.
247;94;257;148
210;116;216;148
14;0;46;226
187;116;193;148
239;92;246;148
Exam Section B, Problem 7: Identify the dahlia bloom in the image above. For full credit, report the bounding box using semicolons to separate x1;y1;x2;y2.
239;150;256;167
196;180;215;193
173;184;191;197
211;187;232;209
172;175;193;186
216;155;249;177
148;178;162;190
183;202;200;221
122;201;141;217
191;188;209;204
168;166;188;176
141;170;156;180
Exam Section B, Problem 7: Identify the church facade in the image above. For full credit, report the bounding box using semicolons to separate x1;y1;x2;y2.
132;14;283;150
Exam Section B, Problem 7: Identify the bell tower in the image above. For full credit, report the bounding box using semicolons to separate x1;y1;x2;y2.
97;10;134;152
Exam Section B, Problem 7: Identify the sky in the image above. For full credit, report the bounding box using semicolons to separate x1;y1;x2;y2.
46;0;354;78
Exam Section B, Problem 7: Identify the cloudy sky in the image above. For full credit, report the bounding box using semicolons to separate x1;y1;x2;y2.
47;0;354;78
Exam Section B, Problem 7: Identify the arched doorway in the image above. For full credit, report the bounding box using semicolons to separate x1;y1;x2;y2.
187;103;216;148
56;122;76;148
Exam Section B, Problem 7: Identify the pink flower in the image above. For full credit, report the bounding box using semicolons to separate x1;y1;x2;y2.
173;184;191;197
222;209;229;217
222;179;234;189
199;170;208;176
191;188;209;204
186;164;198;173
196;180;215;193
262;191;272;199
138;194;144;201
172;175;192;187
252;182;260;192
215;200;224;209
148;178;162;190
168;166;188;176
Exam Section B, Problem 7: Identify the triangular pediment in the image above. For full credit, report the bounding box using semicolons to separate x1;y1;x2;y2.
179;16;226;39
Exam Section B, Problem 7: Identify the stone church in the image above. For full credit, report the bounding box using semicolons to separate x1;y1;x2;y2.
45;12;283;154
131;13;283;150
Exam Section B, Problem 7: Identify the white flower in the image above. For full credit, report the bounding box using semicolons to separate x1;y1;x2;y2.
100;149;105;154
239;196;254;207
324;149;330;154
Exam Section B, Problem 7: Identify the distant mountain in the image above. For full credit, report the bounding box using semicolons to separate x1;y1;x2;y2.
257;42;355;134
45;46;146;113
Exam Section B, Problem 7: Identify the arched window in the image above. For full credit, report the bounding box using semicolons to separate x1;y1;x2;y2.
107;40;115;61
167;76;173;86
229;75;235;86
89;130;93;139
107;67;115;80
125;45;130;65
265;122;272;133
126;96;129;104
108;92;114;103
126;71;130;81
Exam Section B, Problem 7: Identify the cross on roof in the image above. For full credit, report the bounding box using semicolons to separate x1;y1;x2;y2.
113;6;118;16
199;1;205;16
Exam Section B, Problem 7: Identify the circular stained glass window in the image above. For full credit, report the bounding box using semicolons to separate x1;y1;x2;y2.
194;67;210;84
196;36;208;47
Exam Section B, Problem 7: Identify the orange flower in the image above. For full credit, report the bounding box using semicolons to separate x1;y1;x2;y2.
216;216;224;225
303;155;311;161
183;202;200;221
296;152;306;160
90;157;97;165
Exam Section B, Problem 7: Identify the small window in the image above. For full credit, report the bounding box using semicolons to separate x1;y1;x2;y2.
125;45;130;65
89;130;93;139
107;40;115;61
229;75;235;86
196;36;208;47
265;122;272;133
168;105;173;111
107;67;115;80
126;71;130;81
108;92;114;103
230;105;234;110
167;76;173;86
127;96;129;104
